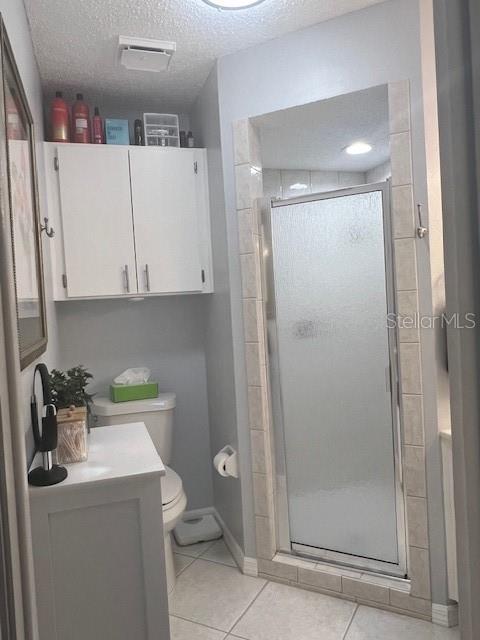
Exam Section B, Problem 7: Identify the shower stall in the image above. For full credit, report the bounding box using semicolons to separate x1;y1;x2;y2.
264;182;406;576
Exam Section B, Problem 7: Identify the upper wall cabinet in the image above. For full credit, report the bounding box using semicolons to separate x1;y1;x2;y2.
129;148;203;294
44;143;213;300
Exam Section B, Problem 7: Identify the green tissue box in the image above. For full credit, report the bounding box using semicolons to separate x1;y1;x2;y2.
110;382;159;403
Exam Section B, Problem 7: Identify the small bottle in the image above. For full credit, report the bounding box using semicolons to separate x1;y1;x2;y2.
72;93;90;143
179;130;186;148
50;91;70;142
92;107;104;144
187;131;195;148
134;119;143;145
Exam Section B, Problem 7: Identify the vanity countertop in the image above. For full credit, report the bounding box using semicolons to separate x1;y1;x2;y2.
29;422;165;497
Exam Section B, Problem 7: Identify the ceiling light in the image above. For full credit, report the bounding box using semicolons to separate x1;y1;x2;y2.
202;0;267;9
345;141;373;155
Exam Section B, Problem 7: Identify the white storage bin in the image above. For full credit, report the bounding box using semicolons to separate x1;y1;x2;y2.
143;113;179;147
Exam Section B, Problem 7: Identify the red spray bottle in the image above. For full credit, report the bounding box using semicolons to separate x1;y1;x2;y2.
92;107;104;144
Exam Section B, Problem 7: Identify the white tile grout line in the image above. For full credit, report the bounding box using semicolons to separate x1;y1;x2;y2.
342;604;359;640
169;613;231;637
173;539;217;559
173;553;195;578
227;580;269;635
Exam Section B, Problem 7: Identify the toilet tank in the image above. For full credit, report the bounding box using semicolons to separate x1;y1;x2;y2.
93;393;176;464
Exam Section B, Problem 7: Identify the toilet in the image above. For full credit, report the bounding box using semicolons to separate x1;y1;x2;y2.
93;393;187;592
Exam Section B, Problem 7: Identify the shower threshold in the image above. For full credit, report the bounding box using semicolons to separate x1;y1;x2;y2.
291;542;407;579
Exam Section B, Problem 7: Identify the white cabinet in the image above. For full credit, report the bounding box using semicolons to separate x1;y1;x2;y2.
29;424;170;640
44;143;213;300
129;148;203;294
57;146;137;297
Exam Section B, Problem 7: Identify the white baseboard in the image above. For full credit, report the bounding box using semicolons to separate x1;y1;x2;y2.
211;508;258;577
432;603;459;627
181;507;258;576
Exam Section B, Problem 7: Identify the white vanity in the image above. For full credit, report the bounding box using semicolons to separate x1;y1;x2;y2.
29;423;170;640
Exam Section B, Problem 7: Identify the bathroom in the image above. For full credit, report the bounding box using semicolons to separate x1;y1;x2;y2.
0;0;477;639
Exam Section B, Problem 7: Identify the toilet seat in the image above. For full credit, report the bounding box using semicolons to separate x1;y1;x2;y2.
161;466;183;507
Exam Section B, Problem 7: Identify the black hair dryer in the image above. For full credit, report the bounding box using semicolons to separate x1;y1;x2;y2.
28;363;68;487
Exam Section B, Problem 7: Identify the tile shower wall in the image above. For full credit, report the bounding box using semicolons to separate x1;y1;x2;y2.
263;169;366;200
232;80;435;622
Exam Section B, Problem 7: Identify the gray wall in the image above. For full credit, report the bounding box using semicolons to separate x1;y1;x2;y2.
56;295;213;510
190;67;245;547
214;0;449;601
0;0;61;460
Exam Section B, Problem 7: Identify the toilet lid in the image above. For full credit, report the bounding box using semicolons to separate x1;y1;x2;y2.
161;466;183;505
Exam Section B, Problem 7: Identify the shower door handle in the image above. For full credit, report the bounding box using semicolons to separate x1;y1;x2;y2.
144;264;151;292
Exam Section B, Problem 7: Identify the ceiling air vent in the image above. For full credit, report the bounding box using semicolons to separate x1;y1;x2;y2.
118;36;176;73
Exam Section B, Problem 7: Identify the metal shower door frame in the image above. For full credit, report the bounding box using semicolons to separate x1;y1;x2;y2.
262;181;407;577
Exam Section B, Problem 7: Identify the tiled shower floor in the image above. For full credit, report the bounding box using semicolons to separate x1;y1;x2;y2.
169;539;460;640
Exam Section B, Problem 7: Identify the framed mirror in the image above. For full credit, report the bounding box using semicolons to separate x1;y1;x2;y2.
0;17;47;369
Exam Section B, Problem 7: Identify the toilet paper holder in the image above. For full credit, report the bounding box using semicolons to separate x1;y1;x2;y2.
213;445;239;478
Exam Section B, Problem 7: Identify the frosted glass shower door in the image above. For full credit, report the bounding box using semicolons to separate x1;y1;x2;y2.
271;187;399;566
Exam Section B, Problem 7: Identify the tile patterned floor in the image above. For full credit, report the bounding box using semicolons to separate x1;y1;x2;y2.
170;540;461;640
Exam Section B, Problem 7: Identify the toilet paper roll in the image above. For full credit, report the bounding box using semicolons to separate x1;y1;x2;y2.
213;451;230;477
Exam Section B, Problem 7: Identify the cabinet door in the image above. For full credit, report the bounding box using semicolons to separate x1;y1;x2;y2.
129;148;203;294
57;145;137;297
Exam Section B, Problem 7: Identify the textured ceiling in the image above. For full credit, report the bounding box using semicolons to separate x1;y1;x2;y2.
253;85;390;172
24;0;386;112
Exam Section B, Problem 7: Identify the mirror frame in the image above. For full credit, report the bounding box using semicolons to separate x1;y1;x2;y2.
0;16;47;369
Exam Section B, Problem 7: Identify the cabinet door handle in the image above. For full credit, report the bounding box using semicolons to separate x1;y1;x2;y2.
123;265;130;293
144;264;150;292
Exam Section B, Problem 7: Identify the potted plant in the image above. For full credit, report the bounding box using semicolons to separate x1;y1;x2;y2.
50;365;93;409
49;365;93;464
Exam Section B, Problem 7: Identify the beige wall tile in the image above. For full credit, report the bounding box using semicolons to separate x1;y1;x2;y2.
233;119;250;165
252;199;262;232
399;343;423;394
245;342;264;386
298;567;342;593
258;574;293;588
392;185;415;238
250;429;267;473
389;590;431;617
258;559;297;582
238;209;254;255
391;131;413;186
248;386;264;429
342;577;389;604
359;574;409;591
248;122;262;169
405;446;427;497
389;80;411;134
409;547;431;599
263;169;282;199
235;163;253;209
316;563;361;579
253;472;271;516
397;290;420;343
394;238;417;290
251;166;263;202
240;253;259;299
255;516;275;560
406;496;429;548
402;394;424;446
243;299;261;343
